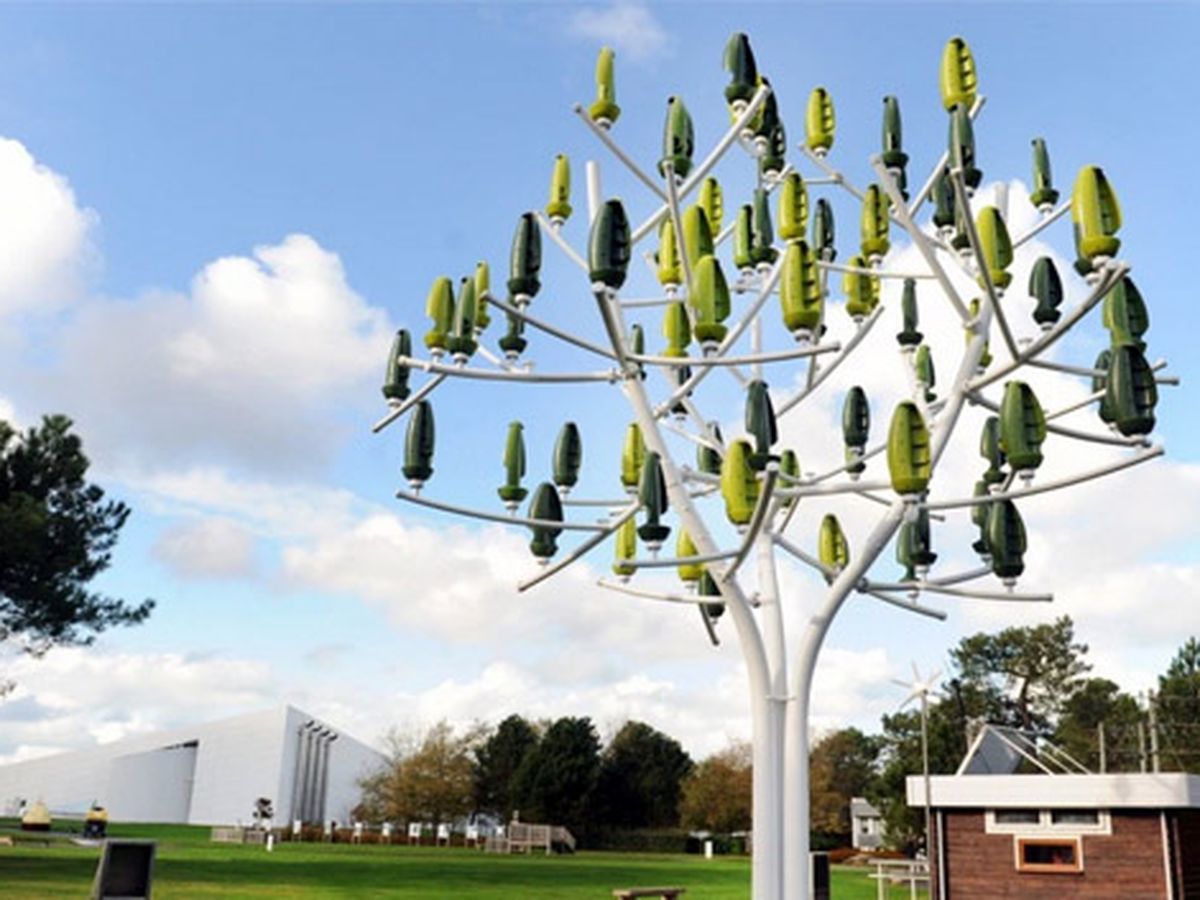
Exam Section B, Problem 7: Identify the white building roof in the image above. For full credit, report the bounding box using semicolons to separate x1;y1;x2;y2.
906;772;1200;810
0;705;385;826
850;796;881;818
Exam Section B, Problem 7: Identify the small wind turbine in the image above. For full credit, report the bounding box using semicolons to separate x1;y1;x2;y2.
892;663;942;860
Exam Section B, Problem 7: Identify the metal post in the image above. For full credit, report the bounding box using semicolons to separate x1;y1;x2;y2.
1149;692;1161;773
586;161;601;226
620;373;777;900
785;501;908;899
1098;722;1107;774
1138;719;1148;773
921;693;933;861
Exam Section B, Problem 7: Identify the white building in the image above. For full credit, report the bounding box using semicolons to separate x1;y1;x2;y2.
850;796;883;850
0;705;384;826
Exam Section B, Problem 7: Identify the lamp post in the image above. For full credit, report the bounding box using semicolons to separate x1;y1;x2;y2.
373;33;1171;900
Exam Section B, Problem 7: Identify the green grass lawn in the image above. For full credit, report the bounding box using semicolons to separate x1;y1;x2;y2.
0;822;926;898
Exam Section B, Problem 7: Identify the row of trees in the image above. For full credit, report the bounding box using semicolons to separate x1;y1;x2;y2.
357;620;1200;852
356;716;695;836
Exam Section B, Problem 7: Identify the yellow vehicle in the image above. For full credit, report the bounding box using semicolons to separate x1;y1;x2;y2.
20;799;51;832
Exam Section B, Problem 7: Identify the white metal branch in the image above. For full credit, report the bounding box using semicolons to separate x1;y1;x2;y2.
475;344;520;372
596;578;729;608
925;566;993;587
481;296;618;361
631;342;840;370
396;355;619;384
723;467;780;581
534;210;591;273
592;287;633;371
800;146;866;202
620;296;677;309
864;589;948;620
629;82;772;245
870;157;972;324
1012;199;1071;251
771;534;946;620
969;262;1128;392
628;549;738;570
947;167;1020;359
661;160;695;294
1027;358;1107;379
906;95;986;218
662;419;722;453
868;580;1052;603
968;392;1149;448
1044;389;1105;422
809;443;887;483
775;478;892;499
371;373;448;433
925;446;1163;510
396;490;632;533
518;504;641;592
819;260;936;281
572;104;669;201
653;255;787;417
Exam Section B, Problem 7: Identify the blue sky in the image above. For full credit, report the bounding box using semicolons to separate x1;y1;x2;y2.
0;2;1197;762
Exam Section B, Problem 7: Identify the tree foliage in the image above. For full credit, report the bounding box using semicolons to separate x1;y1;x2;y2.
809;727;881;838
358;721;482;825
875;702;966;853
0;416;152;656
1156;637;1200;773
679;741;752;833
472;714;540;819
510;716;600;830
950;615;1090;731
1053;677;1142;772
593;720;693;829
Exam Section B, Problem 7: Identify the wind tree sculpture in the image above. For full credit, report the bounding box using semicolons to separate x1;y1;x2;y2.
374;34;1172;900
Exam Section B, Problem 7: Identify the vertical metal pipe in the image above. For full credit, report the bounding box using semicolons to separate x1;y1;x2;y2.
318;731;339;824
785;501;907;900
586;161;601;226
1149;692;1161;773
1138;720;1148;774
310;729;328;824
1159;811;1175;899
290;721;312;824
936;811;948;900
302;724;320;822
1098;722;1107;774
620;376;775;898
921;694;933;859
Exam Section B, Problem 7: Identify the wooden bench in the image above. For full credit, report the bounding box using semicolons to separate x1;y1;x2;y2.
612;888;686;899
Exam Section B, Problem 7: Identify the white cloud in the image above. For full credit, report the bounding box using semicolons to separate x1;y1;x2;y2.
279;510;724;668
566;2;670;62
0;395;18;428
0;648;275;764
0;137;96;320
152;516;258;580
41;234;391;474
125;467;375;541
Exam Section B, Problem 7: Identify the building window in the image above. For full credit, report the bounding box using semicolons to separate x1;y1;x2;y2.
1016;837;1083;874
1049;809;1099;826
994;809;1039;825
985;809;1110;836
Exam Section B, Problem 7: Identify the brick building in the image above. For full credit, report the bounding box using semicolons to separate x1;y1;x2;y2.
906;728;1200;898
